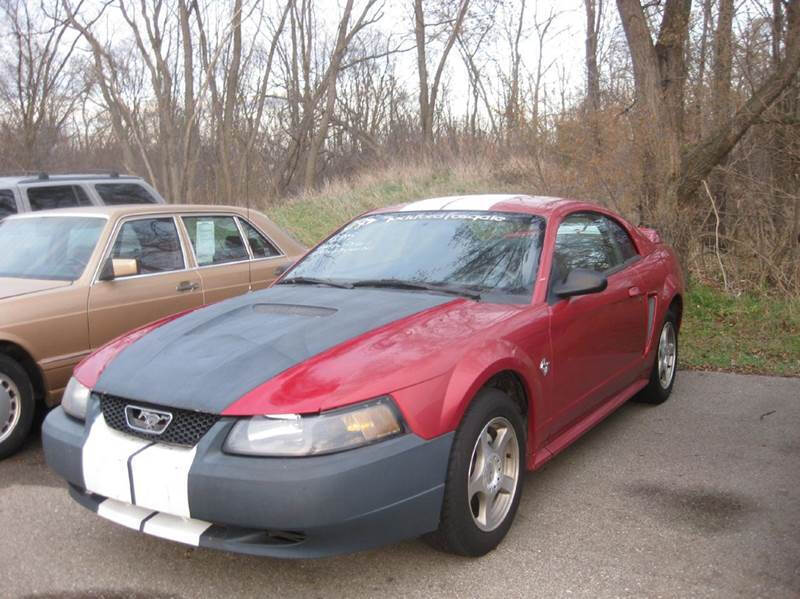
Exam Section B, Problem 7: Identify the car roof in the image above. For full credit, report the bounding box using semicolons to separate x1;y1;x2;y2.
0;173;146;186
4;204;257;220
372;194;583;218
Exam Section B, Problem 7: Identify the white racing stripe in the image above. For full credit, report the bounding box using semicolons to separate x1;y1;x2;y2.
83;411;199;524
97;498;155;530
399;197;454;211
83;414;151;504
400;194;521;212
95;498;212;547
141;512;212;546
130;443;197;517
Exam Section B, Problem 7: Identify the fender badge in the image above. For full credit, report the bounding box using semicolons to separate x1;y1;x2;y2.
539;358;550;376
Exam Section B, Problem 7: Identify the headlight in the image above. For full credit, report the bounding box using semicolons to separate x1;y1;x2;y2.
223;396;404;457
62;376;91;420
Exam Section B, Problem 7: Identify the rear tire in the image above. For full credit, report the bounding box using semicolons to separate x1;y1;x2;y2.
425;388;525;557
635;309;678;405
0;355;35;460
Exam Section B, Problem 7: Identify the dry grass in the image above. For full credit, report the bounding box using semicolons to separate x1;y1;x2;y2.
265;159;530;246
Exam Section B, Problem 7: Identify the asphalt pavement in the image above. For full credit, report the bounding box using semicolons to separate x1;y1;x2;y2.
1;371;798;598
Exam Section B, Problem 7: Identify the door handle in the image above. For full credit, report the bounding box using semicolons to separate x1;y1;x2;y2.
176;281;199;292
628;286;643;297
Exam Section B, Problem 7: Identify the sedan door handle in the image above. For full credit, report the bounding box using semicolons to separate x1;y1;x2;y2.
628;286;643;297
176;281;199;292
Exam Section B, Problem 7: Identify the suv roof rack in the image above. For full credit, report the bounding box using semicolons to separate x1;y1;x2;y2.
16;170;136;184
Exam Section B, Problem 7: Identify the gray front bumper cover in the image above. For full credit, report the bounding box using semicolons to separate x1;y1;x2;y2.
43;404;453;558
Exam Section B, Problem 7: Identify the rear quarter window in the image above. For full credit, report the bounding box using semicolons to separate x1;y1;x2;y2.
27;185;93;211
0;189;16;217
95;183;158;205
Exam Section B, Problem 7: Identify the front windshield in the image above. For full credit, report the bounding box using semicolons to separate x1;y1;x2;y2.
288;211;546;301
0;216;106;281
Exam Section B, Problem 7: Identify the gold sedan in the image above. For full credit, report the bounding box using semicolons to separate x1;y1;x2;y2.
0;204;306;457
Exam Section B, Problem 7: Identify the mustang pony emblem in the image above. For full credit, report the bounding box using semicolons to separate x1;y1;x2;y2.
124;405;173;435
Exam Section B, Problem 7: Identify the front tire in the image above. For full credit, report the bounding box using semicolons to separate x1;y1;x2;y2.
426;388;525;556
636;309;678;405
0;355;35;460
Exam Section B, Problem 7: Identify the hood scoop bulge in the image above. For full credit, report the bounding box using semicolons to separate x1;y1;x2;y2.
252;303;337;317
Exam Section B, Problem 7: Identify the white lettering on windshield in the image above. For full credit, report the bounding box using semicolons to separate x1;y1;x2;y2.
376;212;510;223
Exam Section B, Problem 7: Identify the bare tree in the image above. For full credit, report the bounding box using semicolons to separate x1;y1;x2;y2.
414;0;471;144
0;0;83;170
585;0;603;116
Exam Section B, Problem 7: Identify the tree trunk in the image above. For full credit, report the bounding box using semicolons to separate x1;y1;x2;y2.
616;0;689;226
414;0;469;146
708;0;734;241
676;1;800;205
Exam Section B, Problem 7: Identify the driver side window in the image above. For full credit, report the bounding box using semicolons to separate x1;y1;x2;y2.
552;212;638;281
111;217;184;276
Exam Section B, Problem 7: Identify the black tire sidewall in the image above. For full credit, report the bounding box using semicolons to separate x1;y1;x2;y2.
0;355;35;459
437;388;526;556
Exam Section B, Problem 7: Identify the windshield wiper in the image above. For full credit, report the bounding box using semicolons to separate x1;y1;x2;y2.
278;276;353;289
351;279;481;300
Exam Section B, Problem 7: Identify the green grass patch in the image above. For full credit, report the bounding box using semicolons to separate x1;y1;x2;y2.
681;283;800;376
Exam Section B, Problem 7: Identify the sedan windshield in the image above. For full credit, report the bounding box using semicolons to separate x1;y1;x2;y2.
286;211;546;301
0;216;106;281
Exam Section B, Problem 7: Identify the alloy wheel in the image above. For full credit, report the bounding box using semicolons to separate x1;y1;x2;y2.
658;321;677;389
467;416;520;532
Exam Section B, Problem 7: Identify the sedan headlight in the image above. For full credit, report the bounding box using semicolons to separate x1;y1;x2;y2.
223;396;404;457
62;376;91;420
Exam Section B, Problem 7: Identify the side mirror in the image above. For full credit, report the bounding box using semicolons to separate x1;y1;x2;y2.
98;257;139;281
552;268;608;299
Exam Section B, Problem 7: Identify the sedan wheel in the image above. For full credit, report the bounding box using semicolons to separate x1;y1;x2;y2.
426;388;525;556
0;374;22;445
0;355;35;459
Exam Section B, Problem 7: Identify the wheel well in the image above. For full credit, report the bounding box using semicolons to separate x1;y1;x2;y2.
669;294;683;331
0;341;45;403
484;370;528;416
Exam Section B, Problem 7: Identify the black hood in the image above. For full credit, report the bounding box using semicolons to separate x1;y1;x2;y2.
94;285;454;413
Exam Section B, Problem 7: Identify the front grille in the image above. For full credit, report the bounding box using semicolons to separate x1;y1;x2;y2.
99;394;219;447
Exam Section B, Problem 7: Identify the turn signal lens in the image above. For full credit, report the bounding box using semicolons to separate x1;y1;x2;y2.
223;397;403;457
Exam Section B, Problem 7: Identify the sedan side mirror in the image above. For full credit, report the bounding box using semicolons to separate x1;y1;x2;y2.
98;257;139;281
552;268;608;298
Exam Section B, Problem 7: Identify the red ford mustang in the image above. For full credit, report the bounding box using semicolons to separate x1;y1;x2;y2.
43;194;683;558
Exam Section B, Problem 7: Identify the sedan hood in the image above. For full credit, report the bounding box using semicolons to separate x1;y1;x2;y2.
0;277;72;300
94;285;459;413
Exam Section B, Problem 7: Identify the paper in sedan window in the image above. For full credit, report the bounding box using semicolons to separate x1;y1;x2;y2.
195;220;215;265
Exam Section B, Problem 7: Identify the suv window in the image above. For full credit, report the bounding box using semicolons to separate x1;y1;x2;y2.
183;215;249;266
27;185;93;211
239;219;280;258
552;212;638;279
0;189;16;218
95;183;158;205
111;217;184;275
